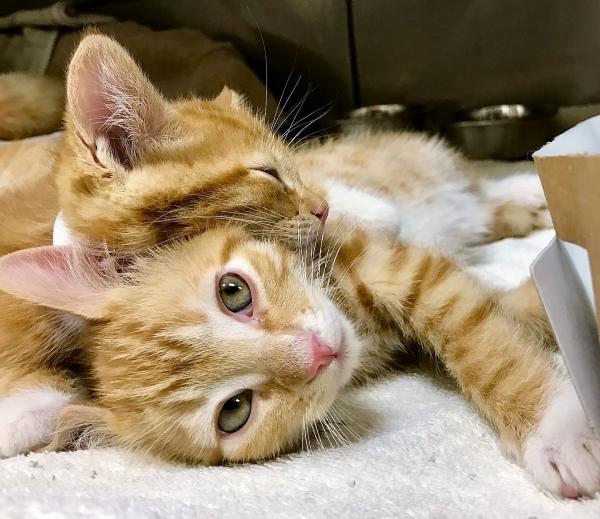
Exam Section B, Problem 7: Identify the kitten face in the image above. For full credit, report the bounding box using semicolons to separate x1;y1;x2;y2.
55;34;327;253
85;229;361;463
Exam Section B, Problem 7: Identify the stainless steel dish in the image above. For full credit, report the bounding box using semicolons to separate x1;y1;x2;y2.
444;104;557;160
335;104;421;134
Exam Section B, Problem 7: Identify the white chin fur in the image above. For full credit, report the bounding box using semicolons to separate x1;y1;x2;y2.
523;376;600;498
0;386;74;458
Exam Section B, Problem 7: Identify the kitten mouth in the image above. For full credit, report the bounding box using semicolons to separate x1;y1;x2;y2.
308;356;339;383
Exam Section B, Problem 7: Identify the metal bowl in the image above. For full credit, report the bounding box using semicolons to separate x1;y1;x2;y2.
335;104;421;134
444;104;557;160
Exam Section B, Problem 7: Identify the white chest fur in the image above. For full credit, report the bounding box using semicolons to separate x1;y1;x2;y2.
323;180;402;234
322;179;488;258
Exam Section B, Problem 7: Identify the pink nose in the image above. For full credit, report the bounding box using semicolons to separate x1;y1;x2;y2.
311;201;329;224
307;332;335;379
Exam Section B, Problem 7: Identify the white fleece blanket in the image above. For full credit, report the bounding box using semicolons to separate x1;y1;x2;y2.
1;163;599;519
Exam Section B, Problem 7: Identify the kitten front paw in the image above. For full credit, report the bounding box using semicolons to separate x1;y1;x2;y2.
523;379;600;498
0;387;72;458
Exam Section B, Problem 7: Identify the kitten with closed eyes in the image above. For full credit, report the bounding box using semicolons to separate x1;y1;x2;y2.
0;34;592;497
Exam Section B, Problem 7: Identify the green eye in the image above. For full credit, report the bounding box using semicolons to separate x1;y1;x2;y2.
219;273;252;313
218;390;253;433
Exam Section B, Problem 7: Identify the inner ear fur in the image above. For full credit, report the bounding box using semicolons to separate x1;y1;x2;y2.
0;245;119;319
66;33;172;171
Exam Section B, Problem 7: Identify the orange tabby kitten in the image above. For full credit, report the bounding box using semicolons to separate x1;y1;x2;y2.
0;32;545;394
0;223;596;498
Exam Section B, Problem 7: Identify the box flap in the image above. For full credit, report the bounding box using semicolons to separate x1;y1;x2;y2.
534;115;600;158
532;238;600;431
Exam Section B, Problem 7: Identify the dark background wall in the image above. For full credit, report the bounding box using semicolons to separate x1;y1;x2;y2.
352;0;600;110
3;0;600;119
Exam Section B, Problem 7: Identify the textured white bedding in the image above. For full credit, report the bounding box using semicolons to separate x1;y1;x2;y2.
1;162;598;519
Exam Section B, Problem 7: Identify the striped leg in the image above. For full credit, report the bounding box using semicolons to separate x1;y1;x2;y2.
339;235;600;497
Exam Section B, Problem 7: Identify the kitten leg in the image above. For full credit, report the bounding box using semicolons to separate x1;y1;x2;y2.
399;252;597;496
343;238;598;496
0;369;78;458
489;202;551;240
523;374;600;498
479;173;553;241
498;278;557;350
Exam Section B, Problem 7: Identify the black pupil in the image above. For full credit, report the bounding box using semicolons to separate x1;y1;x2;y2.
223;396;242;411
223;283;242;295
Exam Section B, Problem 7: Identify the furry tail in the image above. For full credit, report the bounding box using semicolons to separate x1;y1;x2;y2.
0;73;64;140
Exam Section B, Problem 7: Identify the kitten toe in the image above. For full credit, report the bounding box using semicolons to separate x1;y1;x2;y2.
523;378;600;498
483;173;553;239
491;203;551;239
0;386;73;458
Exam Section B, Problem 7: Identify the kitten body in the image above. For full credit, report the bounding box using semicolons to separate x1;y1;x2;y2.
1;223;593;498
296;131;550;259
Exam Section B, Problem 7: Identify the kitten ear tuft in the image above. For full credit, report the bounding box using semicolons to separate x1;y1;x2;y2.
66;34;170;171
0;245;118;319
213;86;244;109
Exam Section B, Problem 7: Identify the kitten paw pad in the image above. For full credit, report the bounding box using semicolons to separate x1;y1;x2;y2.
523;381;600;498
0;387;72;458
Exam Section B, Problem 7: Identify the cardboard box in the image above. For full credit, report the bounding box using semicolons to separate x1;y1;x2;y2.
532;116;600;431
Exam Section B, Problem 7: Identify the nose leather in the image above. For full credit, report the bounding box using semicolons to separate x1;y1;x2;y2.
307;332;335;379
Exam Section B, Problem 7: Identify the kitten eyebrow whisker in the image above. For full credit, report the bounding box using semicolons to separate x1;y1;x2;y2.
284;100;331;145
277;86;312;138
272;73;302;136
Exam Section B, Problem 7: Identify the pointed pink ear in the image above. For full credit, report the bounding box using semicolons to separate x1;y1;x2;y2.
0;246;118;319
66;34;171;170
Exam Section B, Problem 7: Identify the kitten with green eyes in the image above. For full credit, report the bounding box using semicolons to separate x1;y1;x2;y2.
0;34;593;498
1;221;596;498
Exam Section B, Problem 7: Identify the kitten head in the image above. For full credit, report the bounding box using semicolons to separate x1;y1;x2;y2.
56;34;327;252
0;228;361;463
